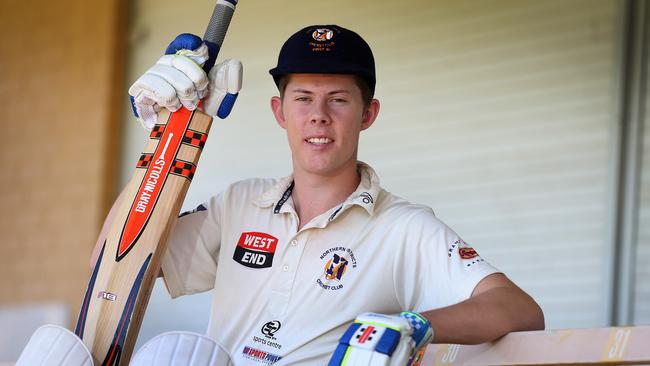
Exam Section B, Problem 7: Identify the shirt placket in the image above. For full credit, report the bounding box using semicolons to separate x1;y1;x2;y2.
267;229;310;317
265;190;301;317
264;182;375;316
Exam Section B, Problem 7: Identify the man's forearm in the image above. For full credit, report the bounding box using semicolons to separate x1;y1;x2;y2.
421;285;544;345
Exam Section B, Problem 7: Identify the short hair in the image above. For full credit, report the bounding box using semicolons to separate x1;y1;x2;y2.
277;75;373;107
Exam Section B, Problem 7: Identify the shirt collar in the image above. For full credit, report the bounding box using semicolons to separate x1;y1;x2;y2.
253;161;381;217
345;161;380;216
253;174;294;210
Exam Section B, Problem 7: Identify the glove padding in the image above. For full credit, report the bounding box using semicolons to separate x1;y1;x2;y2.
328;312;433;366
129;33;242;130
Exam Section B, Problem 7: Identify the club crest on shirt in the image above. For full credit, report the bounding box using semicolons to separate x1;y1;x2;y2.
233;232;278;269
317;246;357;291
325;254;348;280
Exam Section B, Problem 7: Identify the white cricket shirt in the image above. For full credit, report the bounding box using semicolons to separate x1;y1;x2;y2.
161;162;499;365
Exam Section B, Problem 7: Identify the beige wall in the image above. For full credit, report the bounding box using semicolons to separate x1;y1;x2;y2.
635;30;650;324
0;0;126;324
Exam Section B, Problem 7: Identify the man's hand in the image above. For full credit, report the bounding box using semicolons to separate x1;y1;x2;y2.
328;312;433;366
128;33;243;130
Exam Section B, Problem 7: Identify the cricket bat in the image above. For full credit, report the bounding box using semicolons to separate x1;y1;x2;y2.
73;1;238;364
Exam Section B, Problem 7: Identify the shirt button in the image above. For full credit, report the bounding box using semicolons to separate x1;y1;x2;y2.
282;265;289;271
290;240;298;246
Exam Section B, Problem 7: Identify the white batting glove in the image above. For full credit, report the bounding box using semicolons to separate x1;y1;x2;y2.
328;312;433;366
129;33;242;130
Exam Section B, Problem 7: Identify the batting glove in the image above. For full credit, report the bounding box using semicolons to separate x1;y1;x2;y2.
328;312;433;366
129;33;242;130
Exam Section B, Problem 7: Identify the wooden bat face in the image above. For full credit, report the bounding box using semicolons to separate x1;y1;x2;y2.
75;107;212;365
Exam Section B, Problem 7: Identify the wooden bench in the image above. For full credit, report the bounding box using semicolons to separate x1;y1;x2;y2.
420;326;650;365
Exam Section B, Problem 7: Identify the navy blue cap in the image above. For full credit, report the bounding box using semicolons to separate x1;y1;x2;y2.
269;25;376;95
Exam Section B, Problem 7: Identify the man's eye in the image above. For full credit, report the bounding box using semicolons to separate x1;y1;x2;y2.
295;96;310;102
332;98;348;103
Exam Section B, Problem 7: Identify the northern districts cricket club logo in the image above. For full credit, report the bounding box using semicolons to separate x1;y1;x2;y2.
325;254;347;280
317;246;357;291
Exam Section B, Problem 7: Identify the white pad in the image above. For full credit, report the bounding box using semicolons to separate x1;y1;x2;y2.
130;331;233;366
16;324;93;366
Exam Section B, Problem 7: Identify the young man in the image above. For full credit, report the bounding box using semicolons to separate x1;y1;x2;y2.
118;24;545;365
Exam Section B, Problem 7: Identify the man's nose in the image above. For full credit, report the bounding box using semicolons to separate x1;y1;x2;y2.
309;100;331;124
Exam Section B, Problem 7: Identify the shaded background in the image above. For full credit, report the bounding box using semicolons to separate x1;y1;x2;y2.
1;0;648;362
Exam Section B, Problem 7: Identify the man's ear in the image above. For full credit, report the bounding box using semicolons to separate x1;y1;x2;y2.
270;96;286;129
361;98;380;131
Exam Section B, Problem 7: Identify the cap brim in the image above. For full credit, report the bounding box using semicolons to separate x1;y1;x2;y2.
269;61;375;87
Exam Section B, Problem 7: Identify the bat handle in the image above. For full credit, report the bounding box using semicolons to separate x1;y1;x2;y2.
203;0;238;53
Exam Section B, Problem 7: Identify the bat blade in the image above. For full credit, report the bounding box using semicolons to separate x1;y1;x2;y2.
75;108;212;365
74;1;237;363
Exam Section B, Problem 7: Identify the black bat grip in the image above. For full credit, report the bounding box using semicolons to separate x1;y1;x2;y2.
203;0;238;53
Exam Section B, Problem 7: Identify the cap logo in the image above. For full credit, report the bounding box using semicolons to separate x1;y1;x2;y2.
312;28;334;42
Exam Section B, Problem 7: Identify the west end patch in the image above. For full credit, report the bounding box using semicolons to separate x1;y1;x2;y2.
233;232;278;269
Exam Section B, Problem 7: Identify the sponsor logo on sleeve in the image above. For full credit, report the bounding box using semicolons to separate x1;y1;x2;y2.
459;247;478;259
233;232;278;269
449;239;485;267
